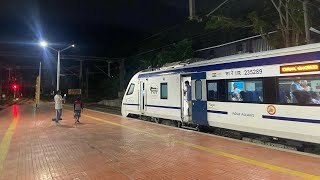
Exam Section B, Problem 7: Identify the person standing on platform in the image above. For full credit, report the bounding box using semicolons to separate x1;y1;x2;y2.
73;97;83;123
54;90;63;125
184;81;192;116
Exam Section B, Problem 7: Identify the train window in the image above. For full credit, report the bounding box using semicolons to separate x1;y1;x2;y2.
126;83;135;95
207;81;218;101
228;79;263;103
278;76;320;105
195;80;202;100
160;83;168;99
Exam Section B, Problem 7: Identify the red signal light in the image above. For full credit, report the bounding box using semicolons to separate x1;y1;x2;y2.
12;84;18;90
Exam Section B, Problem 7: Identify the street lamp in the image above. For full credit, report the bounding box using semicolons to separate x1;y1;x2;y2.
39;40;75;91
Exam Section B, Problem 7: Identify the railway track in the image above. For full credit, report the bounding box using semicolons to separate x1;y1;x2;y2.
84;103;121;115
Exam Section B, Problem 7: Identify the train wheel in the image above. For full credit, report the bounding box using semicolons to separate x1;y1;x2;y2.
196;125;208;132
196;125;202;132
177;121;182;128
152;117;161;124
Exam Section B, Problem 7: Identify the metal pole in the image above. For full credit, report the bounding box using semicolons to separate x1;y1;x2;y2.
39;61;41;102
57;51;60;91
0;80;2;98
108;62;111;77
303;0;311;44
119;59;125;97
0;70;2;97
39;62;41;80
189;0;195;20
86;68;89;98
8;68;11;81
79;60;83;88
7;68;11;95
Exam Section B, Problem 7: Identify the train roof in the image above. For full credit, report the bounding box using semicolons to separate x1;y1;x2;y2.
138;43;320;78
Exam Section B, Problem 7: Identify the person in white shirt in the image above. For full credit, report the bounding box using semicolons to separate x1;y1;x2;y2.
54;90;63;125
232;83;241;94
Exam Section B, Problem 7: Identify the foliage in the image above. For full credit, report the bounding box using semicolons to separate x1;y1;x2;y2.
139;53;157;70
268;0;305;47
156;39;193;66
205;16;247;30
131;39;193;71
89;75;119;100
204;0;318;48
248;12;268;36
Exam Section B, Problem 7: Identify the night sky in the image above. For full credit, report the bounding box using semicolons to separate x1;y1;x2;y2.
0;0;202;96
0;0;267;97
0;0;193;57
0;0;263;61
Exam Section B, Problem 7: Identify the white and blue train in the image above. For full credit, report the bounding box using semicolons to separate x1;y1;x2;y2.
122;43;320;150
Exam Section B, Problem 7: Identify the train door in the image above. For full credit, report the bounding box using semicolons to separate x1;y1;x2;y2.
191;72;208;126
181;75;192;122
140;81;146;114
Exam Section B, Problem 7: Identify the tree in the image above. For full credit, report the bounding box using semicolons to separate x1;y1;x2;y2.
205;16;247;30
268;0;305;47
156;39;193;66
204;0;316;48
133;39;193;71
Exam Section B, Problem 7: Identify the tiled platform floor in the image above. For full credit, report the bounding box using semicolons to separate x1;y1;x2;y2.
0;103;320;180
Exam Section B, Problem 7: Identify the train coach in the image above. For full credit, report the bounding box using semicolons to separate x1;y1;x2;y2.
122;43;320;151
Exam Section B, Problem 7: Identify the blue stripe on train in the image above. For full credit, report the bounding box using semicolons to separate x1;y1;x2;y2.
262;115;320;124
207;110;228;115
124;104;229;115
145;104;181;109
123;103;320;124
138;51;320;78
123;103;139;106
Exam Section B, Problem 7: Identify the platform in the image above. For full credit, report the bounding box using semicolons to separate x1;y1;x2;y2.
0;103;320;180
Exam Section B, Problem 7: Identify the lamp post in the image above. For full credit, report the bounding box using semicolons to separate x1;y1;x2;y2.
39;41;75;91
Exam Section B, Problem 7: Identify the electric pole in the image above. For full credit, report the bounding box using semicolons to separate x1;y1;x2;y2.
108;62;111;78
189;0;196;20
79;60;83;89
6;68;11;94
0;69;2;98
86;68;89;98
119;59;125;98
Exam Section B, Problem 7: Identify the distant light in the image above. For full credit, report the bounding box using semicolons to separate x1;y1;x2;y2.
40;41;48;47
12;84;18;90
72;44;75;47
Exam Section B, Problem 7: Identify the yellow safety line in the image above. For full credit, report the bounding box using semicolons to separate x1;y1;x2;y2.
80;112;320;180
0;113;18;176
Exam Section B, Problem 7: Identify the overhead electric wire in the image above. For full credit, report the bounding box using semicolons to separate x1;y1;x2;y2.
0;51;121;62
131;0;319;58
